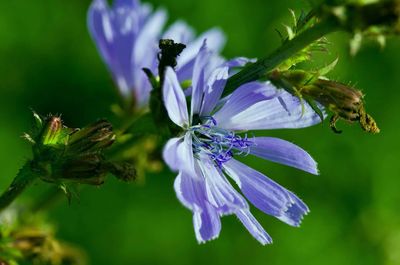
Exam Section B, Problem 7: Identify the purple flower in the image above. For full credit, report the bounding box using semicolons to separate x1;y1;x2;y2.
162;43;323;244
88;0;225;108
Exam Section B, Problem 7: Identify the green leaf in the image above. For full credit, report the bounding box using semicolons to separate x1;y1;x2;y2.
318;58;339;76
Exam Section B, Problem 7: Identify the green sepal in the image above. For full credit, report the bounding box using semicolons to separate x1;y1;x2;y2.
317;57;339;76
304;96;325;121
32;111;43;130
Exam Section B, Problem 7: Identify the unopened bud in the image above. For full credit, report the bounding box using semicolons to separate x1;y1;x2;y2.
303;79;363;121
103;161;136;182
40;116;65;146
302;79;379;133
270;70;380;133
56;154;107;186
68;120;115;154
301;79;379;133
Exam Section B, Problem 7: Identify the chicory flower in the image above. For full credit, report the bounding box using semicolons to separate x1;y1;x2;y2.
162;43;323;244
88;0;225;108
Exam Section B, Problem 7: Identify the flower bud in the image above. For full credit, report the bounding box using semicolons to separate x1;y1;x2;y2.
26;115;69;150
24;113;135;188
302;79;363;121
26;114;70;158
44;121;122;185
67;119;115;154
41;116;64;145
102;161;137;182
270;70;379;133
54;154;108;185
52;157;136;185
302;79;379;133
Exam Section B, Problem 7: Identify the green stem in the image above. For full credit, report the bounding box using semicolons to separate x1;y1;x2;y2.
223;19;340;96
0;161;41;212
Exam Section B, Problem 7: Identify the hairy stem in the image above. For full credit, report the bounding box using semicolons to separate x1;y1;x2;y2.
223;19;340;96
0;161;41;212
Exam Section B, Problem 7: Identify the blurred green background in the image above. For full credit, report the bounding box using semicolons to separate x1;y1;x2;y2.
1;0;400;264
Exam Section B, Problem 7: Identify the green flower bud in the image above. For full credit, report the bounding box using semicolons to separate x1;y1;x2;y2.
49;154;107;186
41;116;64;146
25;114;71;159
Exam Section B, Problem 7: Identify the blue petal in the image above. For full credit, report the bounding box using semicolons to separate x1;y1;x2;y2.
176;58;196;82
223;159;309;227
214;83;324;130
174;170;221;243
131;6;166;106
162;133;196;175
198;157;247;214
87;0;164;102
88;0;132;93
162;137;182;171
133;8;167;68
191;41;211;118
178;28;226;68
236;209;272;245
163;67;189;127
114;0;139;9
179;133;196;175
224;57;256;68
200;66;229;116
213;81;278;124
249;137;319;175
163;20;195;44
193;203;221;243
177;52;224;83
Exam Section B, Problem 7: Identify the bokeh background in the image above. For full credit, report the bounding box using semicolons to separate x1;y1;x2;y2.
1;0;400;264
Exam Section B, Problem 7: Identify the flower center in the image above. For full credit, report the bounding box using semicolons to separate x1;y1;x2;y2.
190;116;255;167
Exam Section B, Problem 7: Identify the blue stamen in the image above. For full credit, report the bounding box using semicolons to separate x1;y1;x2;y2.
190;116;255;167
